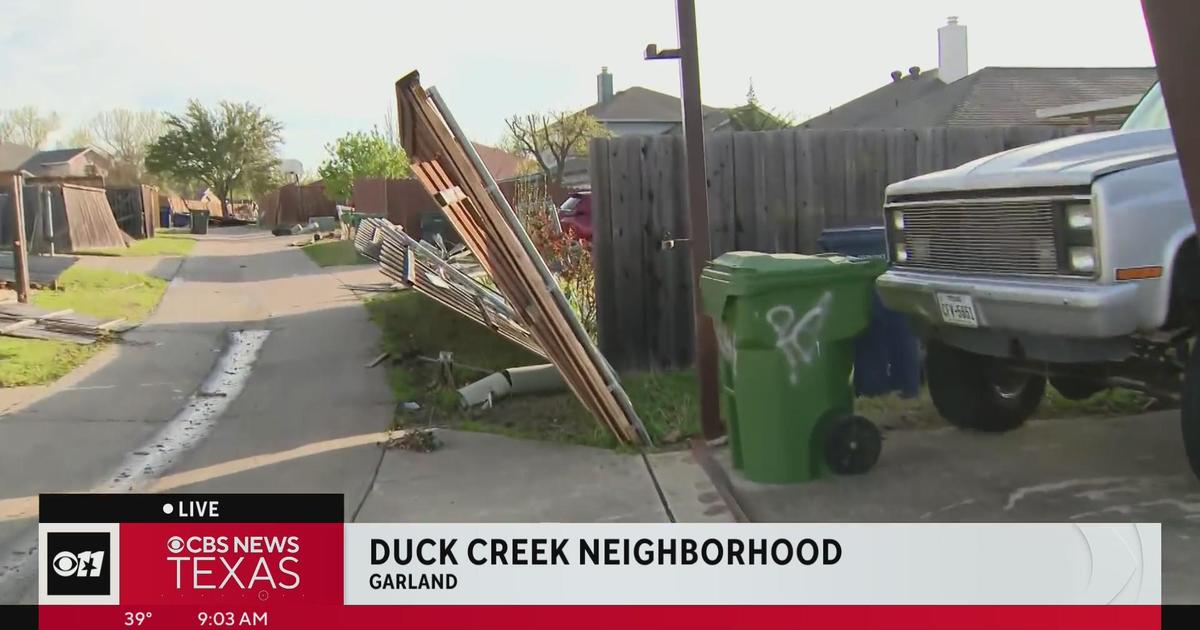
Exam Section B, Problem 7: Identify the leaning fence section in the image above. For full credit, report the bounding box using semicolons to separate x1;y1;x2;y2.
590;125;1092;371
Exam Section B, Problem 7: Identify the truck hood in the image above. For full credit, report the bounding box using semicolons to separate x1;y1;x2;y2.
886;128;1177;197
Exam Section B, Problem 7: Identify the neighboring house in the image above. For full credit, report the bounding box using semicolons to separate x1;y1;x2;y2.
0;142;36;173
802;17;1157;130
520;68;729;188
19;146;113;179
585;68;729;137
472;142;526;181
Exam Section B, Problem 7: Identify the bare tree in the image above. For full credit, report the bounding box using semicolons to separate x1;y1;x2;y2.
504;110;609;187
2;107;61;148
89;109;166;184
381;104;398;148
60;127;95;149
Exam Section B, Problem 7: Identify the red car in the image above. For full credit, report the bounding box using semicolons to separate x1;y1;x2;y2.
557;191;592;243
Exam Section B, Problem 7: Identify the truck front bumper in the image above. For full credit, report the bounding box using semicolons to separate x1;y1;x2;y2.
876;269;1141;339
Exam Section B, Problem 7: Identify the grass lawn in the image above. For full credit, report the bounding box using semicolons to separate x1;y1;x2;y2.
34;266;168;322
365;290;697;450
0;267;169;388
368;290;1157;450
76;233;196;257
302;239;372;267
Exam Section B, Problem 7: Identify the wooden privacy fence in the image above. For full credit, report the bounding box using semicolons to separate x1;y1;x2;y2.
107;185;159;239
590;125;1092;370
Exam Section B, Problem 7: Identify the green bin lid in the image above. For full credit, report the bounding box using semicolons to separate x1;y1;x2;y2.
699;251;884;315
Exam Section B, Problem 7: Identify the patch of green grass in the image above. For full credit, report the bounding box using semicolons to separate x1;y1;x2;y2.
0;267;169;387
365;290;698;450
0;337;104;387
77;234;196;257
33;266;168;322
302;239;371;267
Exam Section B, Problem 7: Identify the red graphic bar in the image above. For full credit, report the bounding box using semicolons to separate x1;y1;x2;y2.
39;605;1162;630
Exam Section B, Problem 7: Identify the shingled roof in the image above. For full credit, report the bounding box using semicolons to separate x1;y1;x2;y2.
803;67;1159;129
0;142;37;172
583;86;729;130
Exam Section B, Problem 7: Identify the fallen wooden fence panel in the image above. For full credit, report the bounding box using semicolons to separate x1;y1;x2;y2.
0;301;135;344
395;71;647;445
357;217;543;358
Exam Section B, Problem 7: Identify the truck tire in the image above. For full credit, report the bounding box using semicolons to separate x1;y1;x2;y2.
1182;347;1200;479
1050;376;1106;401
927;341;1045;432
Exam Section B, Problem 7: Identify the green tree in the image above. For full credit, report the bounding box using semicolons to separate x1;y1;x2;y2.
145;100;283;207
503;110;609;187
725;81;795;131
317;128;411;201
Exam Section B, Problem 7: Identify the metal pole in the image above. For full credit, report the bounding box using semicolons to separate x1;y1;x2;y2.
8;174;30;303
44;189;54;256
646;0;723;439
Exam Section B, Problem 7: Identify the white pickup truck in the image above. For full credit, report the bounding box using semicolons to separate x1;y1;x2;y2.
876;83;1200;478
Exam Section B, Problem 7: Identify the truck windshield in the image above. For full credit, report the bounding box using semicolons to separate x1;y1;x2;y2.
1122;83;1170;131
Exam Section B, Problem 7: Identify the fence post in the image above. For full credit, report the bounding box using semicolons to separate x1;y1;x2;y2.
8;173;30;302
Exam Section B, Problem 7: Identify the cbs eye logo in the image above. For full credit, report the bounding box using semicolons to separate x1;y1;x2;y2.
45;532;112;596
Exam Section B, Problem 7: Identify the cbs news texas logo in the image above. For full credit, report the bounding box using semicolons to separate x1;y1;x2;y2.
39;523;121;605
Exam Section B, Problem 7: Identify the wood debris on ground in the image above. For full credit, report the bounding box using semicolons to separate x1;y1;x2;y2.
382;428;441;453
0;302;135;344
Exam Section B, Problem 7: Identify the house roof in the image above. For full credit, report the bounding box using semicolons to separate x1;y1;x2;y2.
0;142;37;172
584;86;728;128
19;146;109;177
25;147;91;165
472;142;526;181
802;67;1159;129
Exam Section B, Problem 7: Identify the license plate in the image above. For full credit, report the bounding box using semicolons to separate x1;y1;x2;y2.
937;293;979;328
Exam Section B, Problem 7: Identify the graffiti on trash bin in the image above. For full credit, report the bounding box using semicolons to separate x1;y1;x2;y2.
715;323;737;366
765;292;832;385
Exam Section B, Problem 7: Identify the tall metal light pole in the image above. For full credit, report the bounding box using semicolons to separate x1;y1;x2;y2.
647;0;723;439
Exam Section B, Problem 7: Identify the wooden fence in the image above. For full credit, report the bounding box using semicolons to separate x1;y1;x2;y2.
107;185;159;239
590;125;1092;370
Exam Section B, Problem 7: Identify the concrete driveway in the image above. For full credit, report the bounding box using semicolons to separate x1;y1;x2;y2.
721;411;1200;604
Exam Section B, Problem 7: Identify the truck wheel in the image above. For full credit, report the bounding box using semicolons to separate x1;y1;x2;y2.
927;341;1045;432
1050;376;1106;401
1182;347;1200;479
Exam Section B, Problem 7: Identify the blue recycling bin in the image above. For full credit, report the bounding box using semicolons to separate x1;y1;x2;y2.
818;226;921;398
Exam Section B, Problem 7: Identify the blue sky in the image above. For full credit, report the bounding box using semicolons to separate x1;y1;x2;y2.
0;0;1156;170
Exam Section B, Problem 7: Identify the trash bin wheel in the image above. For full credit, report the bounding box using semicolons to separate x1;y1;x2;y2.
1182;346;1200;480
824;415;882;475
927;340;1045;432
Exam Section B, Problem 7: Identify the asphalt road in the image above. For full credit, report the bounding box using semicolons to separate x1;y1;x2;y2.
0;228;394;603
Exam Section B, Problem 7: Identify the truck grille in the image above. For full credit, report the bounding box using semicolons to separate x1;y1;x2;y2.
889;199;1061;276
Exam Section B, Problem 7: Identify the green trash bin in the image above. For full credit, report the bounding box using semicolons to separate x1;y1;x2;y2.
190;210;210;235
700;251;886;483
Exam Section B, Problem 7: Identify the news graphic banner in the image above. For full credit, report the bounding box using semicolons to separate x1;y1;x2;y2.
38;494;344;629
27;493;1168;630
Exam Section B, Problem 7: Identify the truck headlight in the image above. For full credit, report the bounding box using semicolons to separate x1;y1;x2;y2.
1066;204;1093;230
894;241;908;262
892;211;905;230
1069;246;1095;273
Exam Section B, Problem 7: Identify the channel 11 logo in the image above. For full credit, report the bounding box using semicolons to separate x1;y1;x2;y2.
46;532;111;595
39;524;120;604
